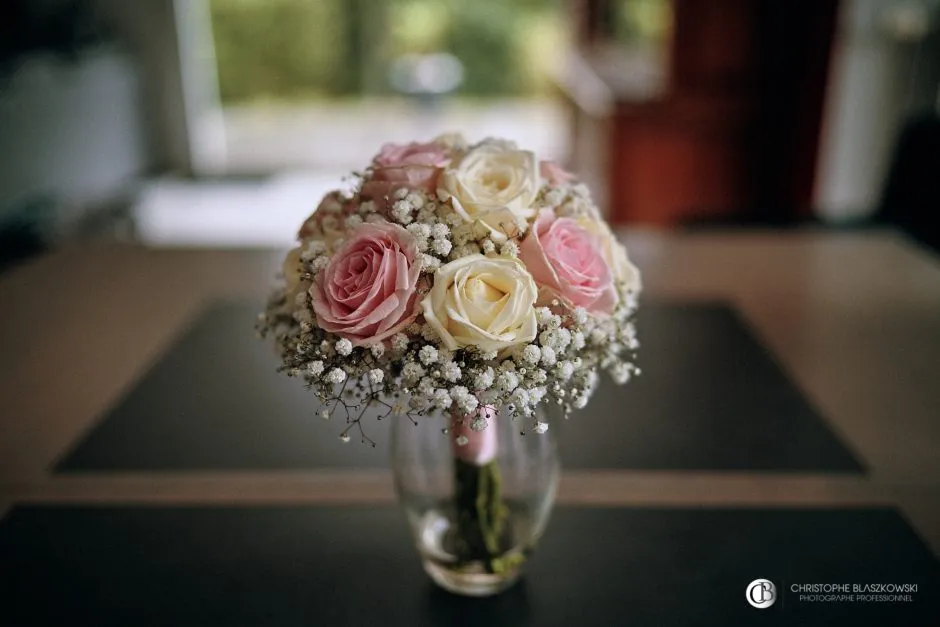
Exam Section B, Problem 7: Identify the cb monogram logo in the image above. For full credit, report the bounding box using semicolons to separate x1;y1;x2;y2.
746;579;777;609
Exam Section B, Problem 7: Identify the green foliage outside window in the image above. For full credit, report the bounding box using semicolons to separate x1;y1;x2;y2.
209;0;566;104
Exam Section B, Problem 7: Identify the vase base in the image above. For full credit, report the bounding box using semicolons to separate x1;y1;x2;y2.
422;558;522;597
414;508;531;596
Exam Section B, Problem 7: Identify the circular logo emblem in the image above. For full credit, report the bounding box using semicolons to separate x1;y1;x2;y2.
746;579;777;609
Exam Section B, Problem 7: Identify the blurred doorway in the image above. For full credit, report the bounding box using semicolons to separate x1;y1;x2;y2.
563;0;841;226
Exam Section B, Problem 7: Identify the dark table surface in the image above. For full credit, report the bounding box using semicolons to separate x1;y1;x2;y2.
56;300;862;473
1;504;936;627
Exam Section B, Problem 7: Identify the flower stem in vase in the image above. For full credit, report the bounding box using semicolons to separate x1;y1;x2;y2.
451;407;513;574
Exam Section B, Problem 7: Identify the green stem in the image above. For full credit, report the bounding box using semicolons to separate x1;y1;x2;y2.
453;457;510;573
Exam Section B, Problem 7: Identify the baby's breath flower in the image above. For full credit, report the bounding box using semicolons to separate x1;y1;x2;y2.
417;376;436;395
344;214;363;229
430;223;449;239
394;188;410;200
571;331;586;351
611;363;632;385
497;371;519;393
325;368;347;384
455;435;469;447
420;254;441;273
391;199;414;224
319;409;331;420
499;240;519;257
535;307;554;325
450;386;479;413
473;367;495;390
407;223;431;239
530;368;548;384
368;368;384;385
431;238;452;256
405;191;425;209
522;344;541;364
571;307;588;325
510;387;530;408
481;239;496;255
402;362;425;383
458;394;478;414
312;256;330;272
533;421;549;434
419;345;439;365
556;360;574;380
335;338;353;356
441;361;461;382
391;333;410;351
433;388;453;409
308;360;325;376
540;345;557;366
369;343;385;358
339;433;351;443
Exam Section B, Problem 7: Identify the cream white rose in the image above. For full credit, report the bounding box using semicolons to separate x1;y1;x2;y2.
576;217;642;293
438;144;539;241
422;254;538;353
433;132;469;153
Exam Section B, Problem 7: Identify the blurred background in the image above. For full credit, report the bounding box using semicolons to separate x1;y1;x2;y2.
1;0;939;258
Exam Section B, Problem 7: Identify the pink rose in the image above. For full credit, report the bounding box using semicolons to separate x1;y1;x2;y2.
374;142;450;168
360;165;441;210
309;222;422;345
519;209;617;315
539;160;575;186
361;142;451;210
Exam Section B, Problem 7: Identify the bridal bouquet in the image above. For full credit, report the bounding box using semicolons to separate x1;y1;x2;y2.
259;134;640;583
260;133;640;436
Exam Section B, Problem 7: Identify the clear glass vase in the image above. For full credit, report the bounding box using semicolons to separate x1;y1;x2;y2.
391;404;560;596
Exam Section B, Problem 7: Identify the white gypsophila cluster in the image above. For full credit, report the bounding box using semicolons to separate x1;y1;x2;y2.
257;134;641;444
